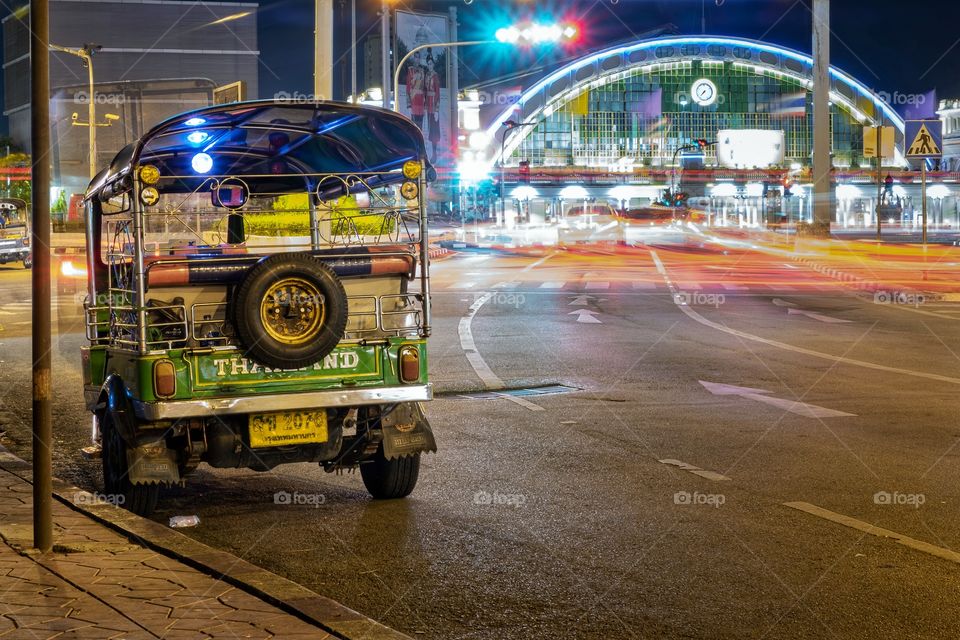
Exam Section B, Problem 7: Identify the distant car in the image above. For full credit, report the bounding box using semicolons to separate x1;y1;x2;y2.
619;205;675;225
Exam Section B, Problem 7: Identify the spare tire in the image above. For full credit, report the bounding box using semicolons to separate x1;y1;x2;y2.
233;253;348;370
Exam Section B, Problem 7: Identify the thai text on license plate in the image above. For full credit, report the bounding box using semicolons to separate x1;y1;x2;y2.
248;410;328;448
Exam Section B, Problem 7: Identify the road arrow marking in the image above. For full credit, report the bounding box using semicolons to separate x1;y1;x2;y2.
569;309;602;324
569;295;595;306
699;380;856;418
786;308;852;324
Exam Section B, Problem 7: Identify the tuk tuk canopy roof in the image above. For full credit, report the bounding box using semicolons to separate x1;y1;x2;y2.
85;101;428;201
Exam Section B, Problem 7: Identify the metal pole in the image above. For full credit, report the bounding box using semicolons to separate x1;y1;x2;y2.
922;161;928;245
87;54;96;179
812;0;832;233
30;0;53;553
350;0;356;100
500;129;507;228
449;7;459;224
876;126;882;242
380;1;390;109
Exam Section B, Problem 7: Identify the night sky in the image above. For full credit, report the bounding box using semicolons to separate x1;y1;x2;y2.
257;0;960;104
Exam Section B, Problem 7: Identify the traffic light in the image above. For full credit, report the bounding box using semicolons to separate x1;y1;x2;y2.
695;139;710;150
781;177;792;198
674;191;688;207
518;160;530;184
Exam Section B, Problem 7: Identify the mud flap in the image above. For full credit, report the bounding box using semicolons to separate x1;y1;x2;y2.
126;437;180;485
380;402;437;460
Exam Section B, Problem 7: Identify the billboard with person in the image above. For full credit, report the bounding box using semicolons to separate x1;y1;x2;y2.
395;10;453;169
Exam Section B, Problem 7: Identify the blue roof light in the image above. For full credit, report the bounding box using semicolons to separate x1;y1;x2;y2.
191;152;213;174
187;131;209;145
184;117;207;127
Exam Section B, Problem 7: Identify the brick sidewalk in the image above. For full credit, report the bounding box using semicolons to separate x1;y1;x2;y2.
0;454;331;639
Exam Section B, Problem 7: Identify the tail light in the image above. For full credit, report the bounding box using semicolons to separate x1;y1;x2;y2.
398;346;420;384
22;238;29;247
153;359;177;398
60;259;88;279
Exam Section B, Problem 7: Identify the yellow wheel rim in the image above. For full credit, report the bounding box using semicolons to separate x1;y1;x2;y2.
260;277;326;345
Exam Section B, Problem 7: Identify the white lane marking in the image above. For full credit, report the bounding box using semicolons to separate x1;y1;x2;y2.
522;251;557;272
786;308;853;324
771;298;798;308
699;380;856;418
569;295;595;306
458;269;546;411
720;283;749;291
659;459;730;481
493;281;520;289
450;282;476;289
540;281;565;289
569;309;602;324
770;285;798;292
458;291;505;391
785;501;960;565
585;281;610;290
494;392;545;412
650;250;960;387
632;281;657;290
782;263;800;269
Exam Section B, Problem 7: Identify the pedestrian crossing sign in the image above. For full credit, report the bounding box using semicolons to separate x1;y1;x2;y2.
905;120;942;158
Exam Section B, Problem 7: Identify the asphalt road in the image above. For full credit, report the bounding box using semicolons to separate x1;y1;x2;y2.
2;228;960;639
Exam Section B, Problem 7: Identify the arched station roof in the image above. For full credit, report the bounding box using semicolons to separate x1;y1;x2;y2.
486;35;904;165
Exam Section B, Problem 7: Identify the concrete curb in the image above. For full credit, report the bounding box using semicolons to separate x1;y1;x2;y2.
0;445;411;640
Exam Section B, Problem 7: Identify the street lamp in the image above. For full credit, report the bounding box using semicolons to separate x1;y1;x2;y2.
392;40;495;114
392;21;577;113
50;43;101;179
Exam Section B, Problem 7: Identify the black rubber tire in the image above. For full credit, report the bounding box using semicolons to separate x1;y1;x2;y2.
360;448;421;499
100;411;160;517
233;253;348;370
22;256;31;269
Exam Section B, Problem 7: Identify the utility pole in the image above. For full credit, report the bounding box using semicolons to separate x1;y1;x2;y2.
30;0;53;553
381;1;391;109
314;0;333;99
811;0;832;233
351;0;357;100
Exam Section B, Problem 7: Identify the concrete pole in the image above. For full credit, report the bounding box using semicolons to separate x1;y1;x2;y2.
30;0;53;553
314;0;333;100
381;1;391;109
812;0;831;232
350;0;356;100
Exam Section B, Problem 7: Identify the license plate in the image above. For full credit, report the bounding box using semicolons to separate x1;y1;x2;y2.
248;410;328;448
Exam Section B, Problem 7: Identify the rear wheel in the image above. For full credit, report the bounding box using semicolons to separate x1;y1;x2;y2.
22;256;31;269
100;411;160;516
360;448;420;499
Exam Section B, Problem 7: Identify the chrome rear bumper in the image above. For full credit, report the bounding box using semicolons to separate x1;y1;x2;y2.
132;384;433;421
